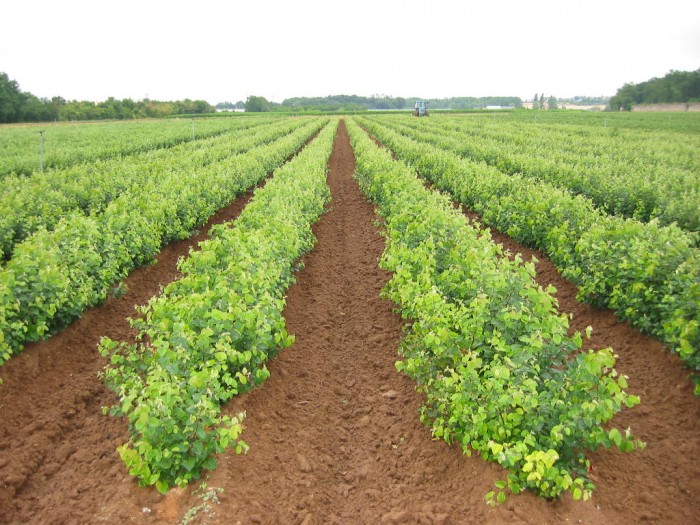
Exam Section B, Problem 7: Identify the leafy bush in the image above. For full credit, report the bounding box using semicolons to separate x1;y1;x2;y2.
100;120;338;491
357;117;700;381
347;118;642;501
0;118;327;365
0;117;297;259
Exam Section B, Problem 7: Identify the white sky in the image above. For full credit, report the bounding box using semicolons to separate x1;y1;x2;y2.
1;0;698;103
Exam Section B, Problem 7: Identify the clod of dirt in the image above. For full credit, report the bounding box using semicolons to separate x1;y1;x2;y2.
296;454;312;473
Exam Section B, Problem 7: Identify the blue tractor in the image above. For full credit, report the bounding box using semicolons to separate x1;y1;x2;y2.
413;100;429;116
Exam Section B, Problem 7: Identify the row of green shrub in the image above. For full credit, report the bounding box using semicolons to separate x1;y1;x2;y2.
0;117;304;260
347;118;641;501
357;117;699;388
370;115;700;232
0;119;327;365
0;116;264;177
100;120;338;491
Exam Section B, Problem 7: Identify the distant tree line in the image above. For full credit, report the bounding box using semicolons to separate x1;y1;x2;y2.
0;72;215;123
610;68;700;111
398;96;522;110
239;94;523;112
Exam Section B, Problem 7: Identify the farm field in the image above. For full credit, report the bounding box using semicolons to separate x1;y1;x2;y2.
0;113;698;524
0;116;266;178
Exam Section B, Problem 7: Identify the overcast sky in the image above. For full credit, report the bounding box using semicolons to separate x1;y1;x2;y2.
2;0;698;104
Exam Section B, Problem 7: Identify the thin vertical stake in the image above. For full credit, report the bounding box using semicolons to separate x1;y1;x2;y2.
38;131;45;172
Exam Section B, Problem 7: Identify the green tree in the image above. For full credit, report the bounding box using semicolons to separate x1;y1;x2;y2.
0;72;26;123
610;68;700;110
245;95;271;112
0;72;58;122
547;95;558;110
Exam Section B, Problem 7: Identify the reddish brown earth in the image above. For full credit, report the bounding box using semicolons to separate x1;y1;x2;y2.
0;121;698;524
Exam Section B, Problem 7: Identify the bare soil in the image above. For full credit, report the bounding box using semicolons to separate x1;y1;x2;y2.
0;121;698;524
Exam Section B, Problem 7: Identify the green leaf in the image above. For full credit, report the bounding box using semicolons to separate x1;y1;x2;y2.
608;428;622;447
202;457;217;471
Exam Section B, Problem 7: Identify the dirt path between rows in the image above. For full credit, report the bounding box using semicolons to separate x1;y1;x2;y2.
169;120;533;525
1;122;698;524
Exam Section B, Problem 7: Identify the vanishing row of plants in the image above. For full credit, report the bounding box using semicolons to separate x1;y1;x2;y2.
346;118;642;501
431;114;700;175
0;115;274;177
0;117;308;261
369;115;700;232
494;109;700;134
0;118;328;365
100;120;338;492
438;114;699;172
357;117;700;387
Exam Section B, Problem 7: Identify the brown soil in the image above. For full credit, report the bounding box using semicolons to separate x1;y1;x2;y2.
0;121;698;524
